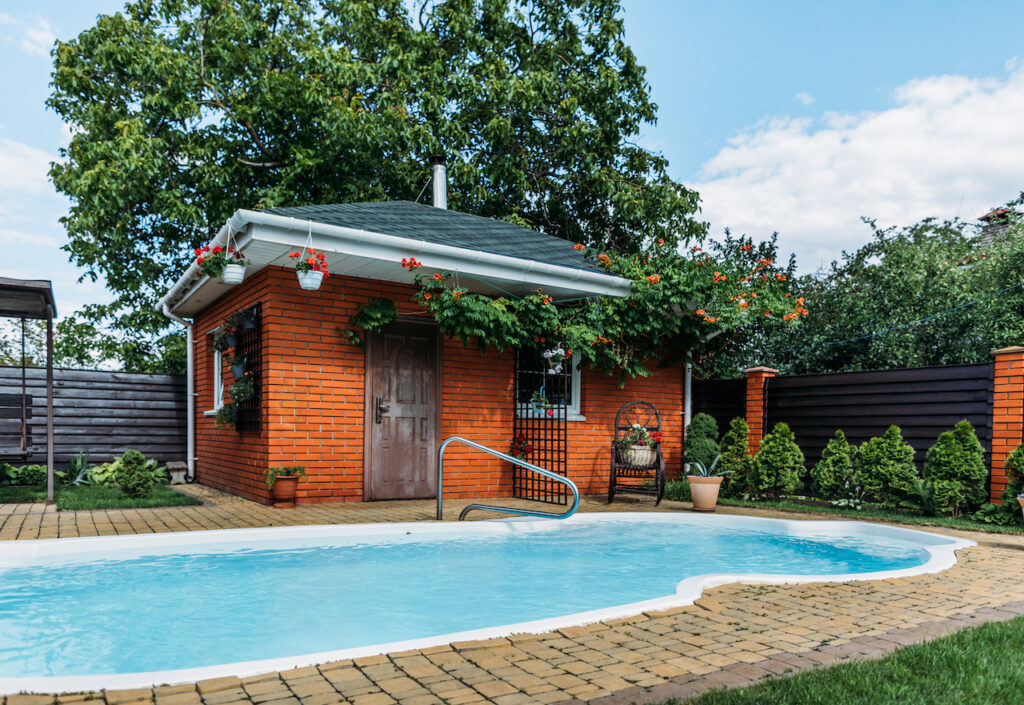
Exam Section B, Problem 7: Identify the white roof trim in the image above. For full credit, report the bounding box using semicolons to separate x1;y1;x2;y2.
157;208;633;317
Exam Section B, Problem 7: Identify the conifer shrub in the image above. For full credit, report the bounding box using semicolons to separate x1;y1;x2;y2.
923;420;988;517
114;449;155;499
684;413;720;469
857;425;918;507
810;430;858;500
748;422;804;499
972;442;1024;525
719;417;751;497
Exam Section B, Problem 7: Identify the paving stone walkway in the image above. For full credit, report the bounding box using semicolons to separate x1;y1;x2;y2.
3;485;1024;705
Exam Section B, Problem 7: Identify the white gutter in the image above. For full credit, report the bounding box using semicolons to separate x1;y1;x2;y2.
155;222;234;482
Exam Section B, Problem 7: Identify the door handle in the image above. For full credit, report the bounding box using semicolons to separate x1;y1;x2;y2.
375;396;390;424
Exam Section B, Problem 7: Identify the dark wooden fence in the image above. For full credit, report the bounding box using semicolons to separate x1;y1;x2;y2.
0;366;187;465
691;377;746;435
764;363;994;469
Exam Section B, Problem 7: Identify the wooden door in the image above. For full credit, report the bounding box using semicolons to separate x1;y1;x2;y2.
364;322;439;500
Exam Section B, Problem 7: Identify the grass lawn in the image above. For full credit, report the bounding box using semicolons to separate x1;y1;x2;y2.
661;614;1024;705
716;496;1024;536
0;483;202;510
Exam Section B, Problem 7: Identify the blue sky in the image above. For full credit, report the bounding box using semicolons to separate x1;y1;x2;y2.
1;0;1023;318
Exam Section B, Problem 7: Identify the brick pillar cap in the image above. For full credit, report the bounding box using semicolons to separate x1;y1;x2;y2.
744;366;779;375
991;346;1024;355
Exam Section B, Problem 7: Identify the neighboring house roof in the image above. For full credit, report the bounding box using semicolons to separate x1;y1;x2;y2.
977;208;1017;250
263;201;598;273
158;201;632;318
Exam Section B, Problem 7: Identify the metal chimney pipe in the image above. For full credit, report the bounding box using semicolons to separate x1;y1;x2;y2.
430;155;447;210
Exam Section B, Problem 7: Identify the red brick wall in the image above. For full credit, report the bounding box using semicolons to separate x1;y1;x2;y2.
990;346;1024;502
193;266;683;504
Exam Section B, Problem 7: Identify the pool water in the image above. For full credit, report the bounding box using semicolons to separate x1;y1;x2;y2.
0;515;957;679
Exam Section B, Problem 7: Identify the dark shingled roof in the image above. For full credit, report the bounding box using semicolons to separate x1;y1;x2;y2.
262;200;604;274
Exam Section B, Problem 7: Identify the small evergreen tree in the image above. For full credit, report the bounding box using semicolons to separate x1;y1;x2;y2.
857;426;918;507
749;422;804;499
719;417;750;497
114;449;155;499
810;430;858;500
685;413;721;469
923;420;988;517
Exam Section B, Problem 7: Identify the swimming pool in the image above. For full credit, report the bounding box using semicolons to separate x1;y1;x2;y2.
0;513;973;692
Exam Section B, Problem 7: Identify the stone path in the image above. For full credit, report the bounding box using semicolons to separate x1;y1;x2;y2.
3;485;1024;705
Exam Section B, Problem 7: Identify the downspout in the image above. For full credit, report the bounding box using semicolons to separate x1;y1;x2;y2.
683;354;692;476
161;302;195;482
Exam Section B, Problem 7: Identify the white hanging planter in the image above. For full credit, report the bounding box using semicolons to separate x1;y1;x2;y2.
221;264;246;285
297;270;324;290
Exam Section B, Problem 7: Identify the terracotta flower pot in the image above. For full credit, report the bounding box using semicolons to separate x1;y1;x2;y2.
1017;497;1024;516
688;475;724;512
297;270;324;290
221;264;246;285
271;475;300;508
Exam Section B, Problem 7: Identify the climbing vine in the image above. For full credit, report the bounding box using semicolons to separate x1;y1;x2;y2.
345;235;807;381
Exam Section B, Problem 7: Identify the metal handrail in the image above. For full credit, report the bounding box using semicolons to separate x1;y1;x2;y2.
436;436;580;521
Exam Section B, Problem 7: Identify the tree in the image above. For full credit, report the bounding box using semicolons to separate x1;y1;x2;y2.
684;413;720;468
923;420;988;517
748;422;804;500
48;0;706;373
809;430;859;500
724;195;1024;375
857;425;918;507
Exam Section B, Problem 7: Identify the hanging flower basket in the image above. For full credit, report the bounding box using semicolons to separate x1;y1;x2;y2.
289;243;329;291
530;388;554;417
195;244;248;284
228;354;247;379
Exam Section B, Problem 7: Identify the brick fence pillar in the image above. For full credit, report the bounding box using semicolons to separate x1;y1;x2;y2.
744;366;778;455
990;346;1024;502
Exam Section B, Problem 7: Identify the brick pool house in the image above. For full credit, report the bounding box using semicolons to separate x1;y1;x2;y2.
157;187;686;506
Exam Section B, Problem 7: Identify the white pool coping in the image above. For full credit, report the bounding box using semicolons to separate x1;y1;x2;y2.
0;512;975;695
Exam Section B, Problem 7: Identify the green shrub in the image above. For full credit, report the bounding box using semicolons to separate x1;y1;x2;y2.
685;413;720;468
923;420;988;517
974;442;1024;525
663;479;691;502
857;425;919;507
4;464;46;486
748;422;804;499
718;417;750;497
810;430;858;500
114;449;155;499
88;460;121;487
60;451;91;486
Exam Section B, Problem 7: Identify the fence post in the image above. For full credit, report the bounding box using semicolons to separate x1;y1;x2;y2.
744;366;778;455
990;346;1024;502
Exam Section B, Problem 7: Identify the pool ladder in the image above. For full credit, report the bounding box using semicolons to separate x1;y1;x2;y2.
436;436;581;521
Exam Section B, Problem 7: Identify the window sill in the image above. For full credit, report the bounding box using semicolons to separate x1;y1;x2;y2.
516;412;587;422
203;409;221;417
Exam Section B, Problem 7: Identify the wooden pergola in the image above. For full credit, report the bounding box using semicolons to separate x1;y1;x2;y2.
0;277;56;500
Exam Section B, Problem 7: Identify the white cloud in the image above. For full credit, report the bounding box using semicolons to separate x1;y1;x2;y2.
693;65;1024;272
0;13;55;57
0;227;59;247
0;137;54;195
794;92;815;105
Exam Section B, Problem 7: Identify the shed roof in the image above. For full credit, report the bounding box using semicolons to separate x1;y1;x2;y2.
263;201;596;272
0;277;56;320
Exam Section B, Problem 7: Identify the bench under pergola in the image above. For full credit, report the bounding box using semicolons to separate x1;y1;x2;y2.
0;277;56;500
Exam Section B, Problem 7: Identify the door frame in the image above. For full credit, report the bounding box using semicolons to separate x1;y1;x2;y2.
362;316;443;500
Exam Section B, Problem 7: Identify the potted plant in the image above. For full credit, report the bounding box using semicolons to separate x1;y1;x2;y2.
229;373;255;403
1017;492;1024;516
214;403;236;430
266;465;306;508
686;455;734;512
288;248;329;290
530;388;554;416
195;245;248;284
509;434;533;459
616;424;662;466
227;354;247;379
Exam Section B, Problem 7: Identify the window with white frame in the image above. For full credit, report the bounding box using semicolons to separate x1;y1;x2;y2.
515;350;583;419
208;328;224;412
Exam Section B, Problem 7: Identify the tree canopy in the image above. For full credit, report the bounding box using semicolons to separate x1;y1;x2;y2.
711;195;1024;376
49;0;705;373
